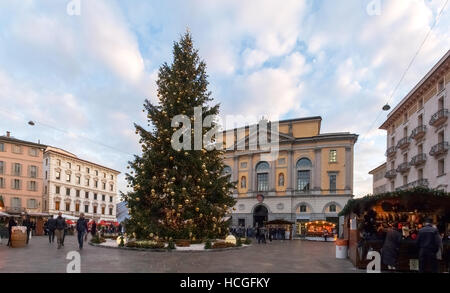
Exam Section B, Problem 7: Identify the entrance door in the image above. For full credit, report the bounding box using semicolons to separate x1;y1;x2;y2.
253;205;268;227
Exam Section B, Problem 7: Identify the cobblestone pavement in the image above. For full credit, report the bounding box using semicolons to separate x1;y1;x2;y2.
0;235;361;273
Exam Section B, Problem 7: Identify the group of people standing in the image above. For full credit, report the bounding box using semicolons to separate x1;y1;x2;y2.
1;215;35;247
381;218;444;273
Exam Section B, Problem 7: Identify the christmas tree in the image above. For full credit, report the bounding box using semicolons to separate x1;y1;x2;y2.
123;32;236;241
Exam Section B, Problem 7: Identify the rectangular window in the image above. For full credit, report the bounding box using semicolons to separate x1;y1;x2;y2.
66;174;71;182
27;199;37;209
103;172;106;178
29;148;38;157
391;181;395;191
102;183;106;190
329;150;337;163
76;190;80;197
45;171;48;180
29;181;37;191
56;186;60;194
102;194;105;201
257;173;269;191
438;97;444;110
45;158;48;166
44;185;47;194
438;131;444;143
0;161;4;174
403;113;408;123
12;179;21;190
329;174;337;193
0;143;4;152
109;196;113;202
86;179;90;187
240;162;248;169
55;201;60;211
438;159;445;176
403;126;408;138
300;205;307;212
418;114;423;126
110;184;114;191
403;175;408;186
95;170;99;176
438;80;444;92
57;159;61;166
85;191;89;199
55;171;61;180
12;145;22;154
66;188;70;196
11;197;21;208
75;203;80;212
86;167;90;174
76;176;81;184
110;175;114;180
84;205;89;213
94;193;97;200
93;206;97;214
109;208;113;215
101;207;105;215
66;202;70;211
77;165;81;171
30;164;38;178
94;180;98;188
297;170;310;191
13;163;21;176
0;177;4;188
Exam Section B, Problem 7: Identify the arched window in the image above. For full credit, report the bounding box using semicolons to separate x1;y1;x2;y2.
278;173;284;186
256;161;270;192
299;205;307;213
296;158;312;191
329;204;336;212
240;176;246;188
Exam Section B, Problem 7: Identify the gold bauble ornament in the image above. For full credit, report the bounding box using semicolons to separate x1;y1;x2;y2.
169;156;174;160
170;191;175;196
195;207;200;212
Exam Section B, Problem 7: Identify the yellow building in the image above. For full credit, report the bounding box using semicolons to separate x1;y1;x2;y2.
221;116;358;237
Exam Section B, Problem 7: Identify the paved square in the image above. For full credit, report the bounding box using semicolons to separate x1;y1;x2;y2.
0;235;360;273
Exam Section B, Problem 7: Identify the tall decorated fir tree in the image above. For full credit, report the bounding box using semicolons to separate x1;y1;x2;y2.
123;32;236;241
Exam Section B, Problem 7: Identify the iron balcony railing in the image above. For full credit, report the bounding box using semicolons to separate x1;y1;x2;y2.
385;146;397;157
429;109;448;127
396;162;410;174
410;125;427;140
385;169;397;179
409;153;427;167
429;141;449;157
396;137;411;150
395;179;429;191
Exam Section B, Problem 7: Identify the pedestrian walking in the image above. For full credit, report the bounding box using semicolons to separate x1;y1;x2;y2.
23;215;32;244
54;212;66;249
91;221;97;237
417;218;441;273
323;229;329;242
76;213;89;250
381;222;402;270
7;217;17;247
47;216;56;243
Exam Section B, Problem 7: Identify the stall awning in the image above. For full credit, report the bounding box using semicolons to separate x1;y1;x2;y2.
266;219;294;225
0;211;11;217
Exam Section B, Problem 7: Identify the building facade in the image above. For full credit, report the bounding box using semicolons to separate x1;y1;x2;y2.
0;132;46;214
368;163;387;195
43;146;120;221
380;50;450;192
222;117;358;236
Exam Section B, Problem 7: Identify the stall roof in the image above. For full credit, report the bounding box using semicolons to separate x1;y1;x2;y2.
266;219;294;225
339;187;450;216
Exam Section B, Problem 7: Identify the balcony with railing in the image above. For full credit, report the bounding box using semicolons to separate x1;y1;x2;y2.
395;179;429;191
429;141;449;157
385;146;397;157
409;153;427;167
429;109;448;127
385;169;397;179
396;137;411;150
410;125;427;141
396;162;410;174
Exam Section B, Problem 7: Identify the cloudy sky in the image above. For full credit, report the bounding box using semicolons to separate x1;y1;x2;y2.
0;0;449;198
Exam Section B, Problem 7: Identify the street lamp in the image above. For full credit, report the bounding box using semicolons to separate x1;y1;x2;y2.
382;104;391;111
28;121;35;126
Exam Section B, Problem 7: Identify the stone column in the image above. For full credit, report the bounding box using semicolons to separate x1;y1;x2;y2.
287;150;294;192
314;148;322;191
248;155;254;195
345;147;352;192
270;159;276;192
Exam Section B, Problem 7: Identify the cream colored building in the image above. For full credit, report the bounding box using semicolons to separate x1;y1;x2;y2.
380;50;449;192
43;147;120;221
368;163;387;195
221;117;358;236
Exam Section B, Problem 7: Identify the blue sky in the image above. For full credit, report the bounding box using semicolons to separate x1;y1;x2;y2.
1;0;449;197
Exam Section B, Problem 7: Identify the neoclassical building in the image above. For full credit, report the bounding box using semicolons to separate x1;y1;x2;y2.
43;146;120;221
221;116;358;236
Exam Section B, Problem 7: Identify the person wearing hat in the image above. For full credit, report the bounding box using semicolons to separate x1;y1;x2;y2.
416;218;441;273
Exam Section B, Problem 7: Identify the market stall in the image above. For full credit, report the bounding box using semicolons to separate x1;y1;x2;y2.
304;221;337;241
340;187;450;272
265;219;294;240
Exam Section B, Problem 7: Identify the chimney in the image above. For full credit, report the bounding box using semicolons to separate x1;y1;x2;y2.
6;131;10;138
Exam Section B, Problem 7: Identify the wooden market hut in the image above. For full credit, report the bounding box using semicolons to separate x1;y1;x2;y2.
339;187;450;272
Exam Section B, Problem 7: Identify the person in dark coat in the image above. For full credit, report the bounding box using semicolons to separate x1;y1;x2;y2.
76;213;89;249
91;221;97;237
381;222;402;270
7;217;17;247
416;218;441;273
22;215;32;244
54;212;66;249
47;215;56;243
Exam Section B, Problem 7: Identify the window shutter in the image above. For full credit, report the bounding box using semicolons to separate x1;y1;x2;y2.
28;165;31;177
11;179;14;189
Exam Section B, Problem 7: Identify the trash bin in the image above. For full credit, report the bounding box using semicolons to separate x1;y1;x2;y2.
335;239;348;259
